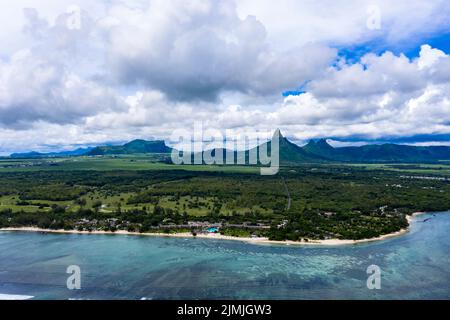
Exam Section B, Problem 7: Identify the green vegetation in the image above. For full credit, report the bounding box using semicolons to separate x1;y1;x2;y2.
0;156;259;173
88;139;172;156
1;156;449;241
10;131;450;165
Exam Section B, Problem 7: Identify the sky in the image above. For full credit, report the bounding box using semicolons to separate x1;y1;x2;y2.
1;0;450;154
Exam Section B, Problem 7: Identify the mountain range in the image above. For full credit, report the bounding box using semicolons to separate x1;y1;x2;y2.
8;131;450;164
87;139;171;156
10;147;94;159
194;131;450;164
303;139;450;163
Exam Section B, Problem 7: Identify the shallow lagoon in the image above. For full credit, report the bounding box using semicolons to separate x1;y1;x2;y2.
0;212;449;300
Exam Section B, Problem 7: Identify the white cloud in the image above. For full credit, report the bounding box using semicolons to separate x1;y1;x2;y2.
102;0;336;101
237;0;450;49
0;49;126;128
266;45;450;140
417;45;447;70
2;1;450;152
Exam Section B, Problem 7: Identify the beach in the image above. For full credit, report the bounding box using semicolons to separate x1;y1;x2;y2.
2;210;448;300
0;212;427;247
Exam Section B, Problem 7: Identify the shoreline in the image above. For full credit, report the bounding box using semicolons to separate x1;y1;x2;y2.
0;212;428;247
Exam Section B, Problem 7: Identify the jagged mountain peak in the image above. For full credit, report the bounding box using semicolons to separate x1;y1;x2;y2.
316;138;334;149
305;138;333;149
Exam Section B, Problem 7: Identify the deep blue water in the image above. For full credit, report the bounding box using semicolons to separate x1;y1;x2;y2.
0;212;449;300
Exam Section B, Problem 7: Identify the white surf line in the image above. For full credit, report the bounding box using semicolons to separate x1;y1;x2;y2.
0;293;34;300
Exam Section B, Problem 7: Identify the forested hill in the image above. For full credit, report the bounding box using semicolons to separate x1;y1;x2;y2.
10;148;94;159
304;139;450;163
8;133;450;163
87;140;172;156
195;132;450;164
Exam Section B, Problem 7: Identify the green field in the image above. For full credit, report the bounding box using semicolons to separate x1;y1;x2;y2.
0;155;259;173
1;156;449;241
345;163;450;175
3;156;450;175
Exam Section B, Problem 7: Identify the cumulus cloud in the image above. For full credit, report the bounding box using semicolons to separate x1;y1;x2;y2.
2;0;450;152
0;49;126;128
102;0;336;101
238;0;450;49
270;45;450;140
78;42;450;144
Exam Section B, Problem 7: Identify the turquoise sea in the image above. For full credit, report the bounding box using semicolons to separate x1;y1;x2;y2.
0;212;449;300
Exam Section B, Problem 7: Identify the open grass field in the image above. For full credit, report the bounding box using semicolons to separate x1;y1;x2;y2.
1;155;450;240
0;156;260;173
345;163;450;175
2;156;450;176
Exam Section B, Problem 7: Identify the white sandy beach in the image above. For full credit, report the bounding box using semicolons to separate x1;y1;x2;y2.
0;212;428;247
